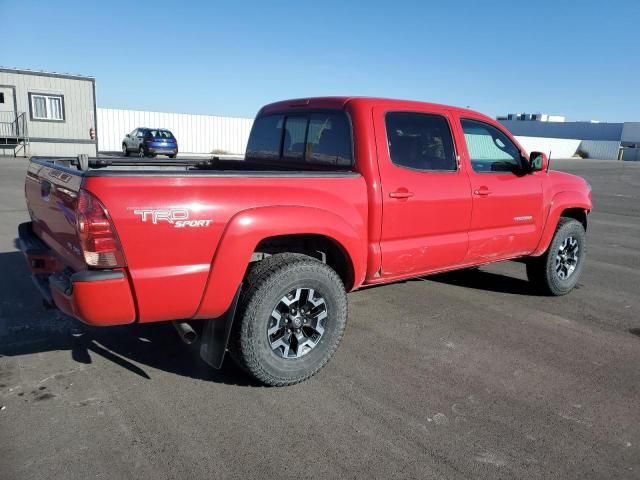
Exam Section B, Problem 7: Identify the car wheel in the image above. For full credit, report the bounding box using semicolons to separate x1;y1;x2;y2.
168;154;176;159
230;253;348;386
526;217;586;296
122;143;129;157
138;146;145;158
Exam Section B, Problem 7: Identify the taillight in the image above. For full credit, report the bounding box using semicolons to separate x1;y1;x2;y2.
76;190;126;268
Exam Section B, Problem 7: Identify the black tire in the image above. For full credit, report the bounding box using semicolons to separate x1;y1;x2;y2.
122;143;130;157
168;154;176;158
138;146;145;158
526;218;586;296
230;253;348;386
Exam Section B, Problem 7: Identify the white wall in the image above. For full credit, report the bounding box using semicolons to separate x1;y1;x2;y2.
514;136;581;159
578;140;621;160
97;108;254;154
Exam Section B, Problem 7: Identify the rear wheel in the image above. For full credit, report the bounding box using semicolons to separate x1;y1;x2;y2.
122;143;129;157
138;146;145;158
230;253;348;386
168;154;176;158
526;218;586;295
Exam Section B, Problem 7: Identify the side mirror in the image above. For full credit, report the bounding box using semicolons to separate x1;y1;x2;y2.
529;151;549;172
125;134;130;138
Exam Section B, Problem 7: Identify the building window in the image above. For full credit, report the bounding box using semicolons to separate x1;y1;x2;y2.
0;92;4;104
29;93;65;121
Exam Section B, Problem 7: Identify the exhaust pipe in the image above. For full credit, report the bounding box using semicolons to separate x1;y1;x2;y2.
173;321;198;345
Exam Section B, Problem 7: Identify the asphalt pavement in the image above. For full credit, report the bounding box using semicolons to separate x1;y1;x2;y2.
1;157;639;479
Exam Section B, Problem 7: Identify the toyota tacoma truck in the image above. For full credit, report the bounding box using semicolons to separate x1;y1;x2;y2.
19;97;592;386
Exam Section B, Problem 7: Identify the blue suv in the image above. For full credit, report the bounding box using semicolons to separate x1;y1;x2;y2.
122;128;178;158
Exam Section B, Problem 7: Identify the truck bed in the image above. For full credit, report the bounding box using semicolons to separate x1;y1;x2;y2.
24;155;368;325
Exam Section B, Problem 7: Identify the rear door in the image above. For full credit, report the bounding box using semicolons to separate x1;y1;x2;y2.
454;115;543;262
125;129;137;150
375;107;472;278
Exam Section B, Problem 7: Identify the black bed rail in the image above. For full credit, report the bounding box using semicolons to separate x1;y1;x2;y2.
31;155;227;171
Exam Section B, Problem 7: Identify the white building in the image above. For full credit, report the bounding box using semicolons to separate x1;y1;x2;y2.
499;112;640;160
0;67;97;157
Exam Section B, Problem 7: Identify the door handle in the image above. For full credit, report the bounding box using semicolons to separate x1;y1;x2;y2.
473;186;491;196
389;190;414;199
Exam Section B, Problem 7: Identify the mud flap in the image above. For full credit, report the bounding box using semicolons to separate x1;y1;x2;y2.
199;284;242;369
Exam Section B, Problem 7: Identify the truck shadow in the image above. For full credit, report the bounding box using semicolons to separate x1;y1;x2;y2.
0;250;258;387
423;267;544;296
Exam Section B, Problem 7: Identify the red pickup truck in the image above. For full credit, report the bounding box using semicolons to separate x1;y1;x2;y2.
20;97;592;385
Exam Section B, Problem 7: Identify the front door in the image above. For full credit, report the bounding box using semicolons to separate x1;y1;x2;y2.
454;116;544;262
375;107;473;278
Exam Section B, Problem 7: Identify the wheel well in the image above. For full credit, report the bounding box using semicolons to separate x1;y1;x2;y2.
252;234;355;290
560;208;588;230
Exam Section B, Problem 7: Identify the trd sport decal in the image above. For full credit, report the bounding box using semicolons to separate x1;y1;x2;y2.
132;208;212;228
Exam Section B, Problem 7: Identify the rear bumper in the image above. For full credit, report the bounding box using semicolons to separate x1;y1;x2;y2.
146;146;177;154
19;222;136;326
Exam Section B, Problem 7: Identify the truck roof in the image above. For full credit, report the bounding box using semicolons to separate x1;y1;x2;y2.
259;96;491;121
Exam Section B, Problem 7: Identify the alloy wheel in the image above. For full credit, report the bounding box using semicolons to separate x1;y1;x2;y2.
555;235;580;280
267;288;328;359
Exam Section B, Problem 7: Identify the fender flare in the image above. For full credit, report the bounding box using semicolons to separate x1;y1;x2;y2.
532;190;592;256
193;205;367;319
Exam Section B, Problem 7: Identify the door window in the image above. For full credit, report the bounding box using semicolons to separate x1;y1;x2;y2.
461;119;522;173
385;112;457;171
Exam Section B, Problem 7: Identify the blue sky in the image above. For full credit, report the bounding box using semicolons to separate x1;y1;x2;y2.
2;0;638;121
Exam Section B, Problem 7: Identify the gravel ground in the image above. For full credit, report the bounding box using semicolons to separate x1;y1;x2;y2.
1;157;639;480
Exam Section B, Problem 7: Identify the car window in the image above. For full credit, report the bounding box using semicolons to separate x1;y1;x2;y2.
136;129;145;138
130;129;137;137
306;113;352;167
282;116;307;161
245;111;352;169
246;114;284;162
148;129;174;139
461;119;522;173
385;112;457;171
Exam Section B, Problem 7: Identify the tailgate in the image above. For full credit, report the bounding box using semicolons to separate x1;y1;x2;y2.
25;161;86;271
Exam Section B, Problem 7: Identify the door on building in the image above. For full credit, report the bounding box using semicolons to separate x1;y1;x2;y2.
0;86;17;137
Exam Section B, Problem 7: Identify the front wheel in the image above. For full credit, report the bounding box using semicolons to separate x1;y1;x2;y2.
230;253;348;386
122;143;130;157
526;218;586;295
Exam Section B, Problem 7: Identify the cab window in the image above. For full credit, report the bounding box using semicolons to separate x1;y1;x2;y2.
461;119;522;173
385;112;457;171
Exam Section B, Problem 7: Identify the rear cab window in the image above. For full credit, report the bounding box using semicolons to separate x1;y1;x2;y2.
245;111;353;170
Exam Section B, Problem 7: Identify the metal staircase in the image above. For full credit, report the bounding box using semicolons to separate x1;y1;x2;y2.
0;111;29;157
